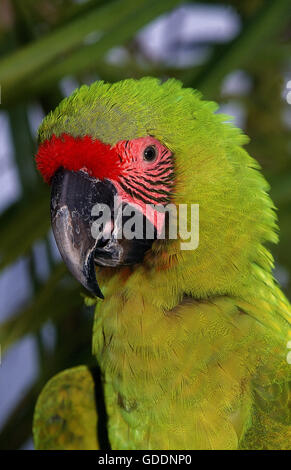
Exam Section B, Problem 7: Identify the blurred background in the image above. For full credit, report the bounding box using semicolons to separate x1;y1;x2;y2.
0;0;290;450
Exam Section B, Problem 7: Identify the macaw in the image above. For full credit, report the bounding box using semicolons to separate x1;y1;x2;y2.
33;78;291;450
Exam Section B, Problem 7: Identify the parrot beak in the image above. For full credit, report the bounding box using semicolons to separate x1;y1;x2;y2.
50;168;154;298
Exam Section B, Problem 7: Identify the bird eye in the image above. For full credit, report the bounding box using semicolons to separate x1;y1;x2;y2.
143;145;157;162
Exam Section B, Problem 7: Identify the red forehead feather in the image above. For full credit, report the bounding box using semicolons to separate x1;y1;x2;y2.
36;133;121;184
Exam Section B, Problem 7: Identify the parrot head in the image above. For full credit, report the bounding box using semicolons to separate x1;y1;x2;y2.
36;78;277;302
39;132;174;298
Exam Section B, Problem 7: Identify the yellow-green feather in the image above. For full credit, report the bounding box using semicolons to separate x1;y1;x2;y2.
33;366;99;450
35;78;291;449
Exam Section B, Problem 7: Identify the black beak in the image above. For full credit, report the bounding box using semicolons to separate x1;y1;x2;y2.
50;168;155;298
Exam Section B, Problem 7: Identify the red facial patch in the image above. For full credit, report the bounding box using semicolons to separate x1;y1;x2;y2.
36;134;121;184
114;137;174;205
36;134;174;233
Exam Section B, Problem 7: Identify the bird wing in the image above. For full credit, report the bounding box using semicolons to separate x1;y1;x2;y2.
33;365;101;450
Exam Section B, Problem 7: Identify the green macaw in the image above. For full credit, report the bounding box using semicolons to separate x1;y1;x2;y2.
33;78;291;450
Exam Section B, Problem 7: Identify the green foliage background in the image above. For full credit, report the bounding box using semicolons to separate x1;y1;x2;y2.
0;0;290;449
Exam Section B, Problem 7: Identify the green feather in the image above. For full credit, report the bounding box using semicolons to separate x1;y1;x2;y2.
35;78;291;449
